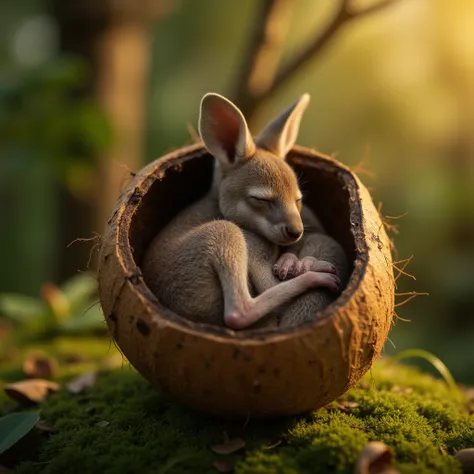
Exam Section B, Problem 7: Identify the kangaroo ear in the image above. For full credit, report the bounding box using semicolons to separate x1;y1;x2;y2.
255;94;310;158
199;93;255;168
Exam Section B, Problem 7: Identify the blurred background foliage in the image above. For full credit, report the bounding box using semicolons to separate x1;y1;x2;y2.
0;0;473;382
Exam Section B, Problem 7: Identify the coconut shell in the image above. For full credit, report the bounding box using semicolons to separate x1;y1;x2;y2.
97;144;394;418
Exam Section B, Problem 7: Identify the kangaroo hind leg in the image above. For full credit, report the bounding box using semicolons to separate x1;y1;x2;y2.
203;221;339;330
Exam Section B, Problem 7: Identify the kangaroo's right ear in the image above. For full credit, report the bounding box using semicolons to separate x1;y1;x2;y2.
199;93;256;168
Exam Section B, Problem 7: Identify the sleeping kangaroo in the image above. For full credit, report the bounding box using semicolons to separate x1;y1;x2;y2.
143;93;349;330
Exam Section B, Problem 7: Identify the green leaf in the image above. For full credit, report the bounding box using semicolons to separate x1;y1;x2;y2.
391;349;461;401
60;273;98;311
0;412;40;455
60;303;105;333
0;294;47;323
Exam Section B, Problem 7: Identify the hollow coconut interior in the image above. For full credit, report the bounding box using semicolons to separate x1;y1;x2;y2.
129;149;362;338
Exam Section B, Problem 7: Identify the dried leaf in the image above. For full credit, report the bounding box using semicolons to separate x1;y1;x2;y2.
4;379;60;405
354;441;400;474
211;438;245;455
455;448;474;474
438;445;447;456
35;420;59;434
212;460;234;473
95;420;109;428
23;354;58;379
343;401;360;409
66;372;97;394
337;401;360;412
390;385;413;395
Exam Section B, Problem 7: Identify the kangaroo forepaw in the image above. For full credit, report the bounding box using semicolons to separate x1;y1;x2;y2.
273;252;299;280
294;256;338;277
305;271;341;293
274;254;338;281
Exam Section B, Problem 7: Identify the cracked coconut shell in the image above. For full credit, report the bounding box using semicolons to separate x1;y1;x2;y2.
97;144;394;418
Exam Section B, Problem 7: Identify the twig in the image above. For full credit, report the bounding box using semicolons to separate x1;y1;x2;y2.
234;0;295;116
238;0;399;121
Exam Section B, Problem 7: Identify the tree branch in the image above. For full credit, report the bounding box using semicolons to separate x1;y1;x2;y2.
233;0;295;120
238;0;399;123
347;0;398;18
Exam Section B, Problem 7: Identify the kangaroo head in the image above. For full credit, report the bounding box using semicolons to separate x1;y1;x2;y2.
199;92;310;246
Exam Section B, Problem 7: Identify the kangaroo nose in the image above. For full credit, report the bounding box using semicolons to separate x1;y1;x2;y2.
285;226;303;240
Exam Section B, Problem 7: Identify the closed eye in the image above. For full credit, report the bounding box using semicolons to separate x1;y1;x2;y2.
249;196;275;203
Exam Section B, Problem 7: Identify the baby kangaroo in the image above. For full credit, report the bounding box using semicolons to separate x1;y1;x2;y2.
143;93;346;330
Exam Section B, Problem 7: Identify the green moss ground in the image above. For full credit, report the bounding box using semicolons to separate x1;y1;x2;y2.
1;337;473;474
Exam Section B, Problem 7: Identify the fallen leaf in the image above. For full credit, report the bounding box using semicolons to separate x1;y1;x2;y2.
212;460;234;473
66;372;97;394
211;438;245;455
354;441;400;474
343;401;360;409
35;420;59;434
0;412;40;455
4;380;60;405
455;448;474;474
23;354;58;379
337;401;360;412
390;385;413;395
95;420;109;428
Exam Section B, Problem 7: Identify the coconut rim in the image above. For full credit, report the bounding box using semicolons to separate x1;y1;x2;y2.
113;143;368;345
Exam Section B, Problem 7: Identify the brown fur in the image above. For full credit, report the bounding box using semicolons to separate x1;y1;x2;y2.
142;93;348;330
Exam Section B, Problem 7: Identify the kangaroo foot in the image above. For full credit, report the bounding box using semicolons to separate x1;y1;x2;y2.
292;256;338;278
274;254;338;281
224;271;340;330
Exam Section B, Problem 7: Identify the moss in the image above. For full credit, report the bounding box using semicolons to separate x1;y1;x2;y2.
0;338;472;474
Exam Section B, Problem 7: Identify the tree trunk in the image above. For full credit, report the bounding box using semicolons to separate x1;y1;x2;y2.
51;0;164;279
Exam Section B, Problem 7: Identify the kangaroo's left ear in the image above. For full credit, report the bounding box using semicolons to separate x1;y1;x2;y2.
255;94;310;158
